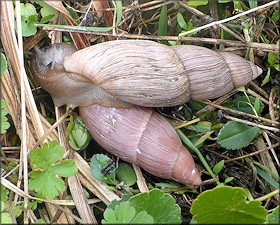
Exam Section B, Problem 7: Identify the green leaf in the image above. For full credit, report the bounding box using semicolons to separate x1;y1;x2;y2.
213;160;224;174
273;63;280;71
21;14;38;37
188;100;206;111
1;99;10;134
129;189;182;224
177;12;188;30
158;4;168;44
1;53;7;77
1;212;13;224
51;160;78;177
29;170;65;198
187;0;208;6
261;67;271;86
90;154;118;185
224;177;234;183
266;206;279;224
217;121;260;150
194;131;214;147
102;202;154;224
255;167;279;188
16;3;38;37
218;0;233;3
30;141;64;169
253;97;261;115
37;1;57;23
29;141;77;198
222;96;264;115
248;0;258;9
68;116;91;151
1;185;9;202
268;52;277;66
188;121;212;133
233;0;243;10
20;3;37;21
107;194;132;211
271;8;279;23
116;163;137;186
191;186;268;224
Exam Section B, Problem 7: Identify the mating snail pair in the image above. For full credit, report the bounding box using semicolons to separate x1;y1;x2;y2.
31;40;262;185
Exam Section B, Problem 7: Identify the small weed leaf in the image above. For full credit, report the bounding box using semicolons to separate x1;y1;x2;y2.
191;186;268;224
1;99;11;134
29;170;65;198
187;0;208;6
1;185;9;202
30;141;64;169
129;189;182;224
222;96;264;116
90;154;118;185
16;3;38;37
1;53;7;77
213;160;224;174
37;1;57;23
266;206;279;224
67;116;91;151
102;202;154;224
29;141;78;198
217;121;260;150
116;163;137;186
177;12;188;30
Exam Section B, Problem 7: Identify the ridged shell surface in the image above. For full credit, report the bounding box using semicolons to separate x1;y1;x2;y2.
79;104;202;185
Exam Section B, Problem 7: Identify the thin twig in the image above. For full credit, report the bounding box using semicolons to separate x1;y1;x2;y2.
224;114;280;132
15;1;29;223
41;26;279;51
179;0;280;36
224;143;279;163
200;100;279;126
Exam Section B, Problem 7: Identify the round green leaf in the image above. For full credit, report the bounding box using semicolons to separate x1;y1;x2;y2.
217;121;260;150
116;163;137;186
266;206;279;224
90;154;117;185
1;212;13;224
102;202;154;224
20;3;37;20
191;186;268;224
129;189;182;224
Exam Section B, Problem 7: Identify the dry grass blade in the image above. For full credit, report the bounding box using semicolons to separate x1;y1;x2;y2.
1;1;73;223
45;0;90;49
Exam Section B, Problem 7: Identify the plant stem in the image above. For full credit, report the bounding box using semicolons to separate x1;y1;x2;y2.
255;189;280;202
177;129;218;183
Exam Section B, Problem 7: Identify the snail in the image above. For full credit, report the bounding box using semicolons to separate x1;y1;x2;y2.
31;40;262;185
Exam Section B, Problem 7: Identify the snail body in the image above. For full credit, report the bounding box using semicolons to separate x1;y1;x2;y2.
31;40;262;185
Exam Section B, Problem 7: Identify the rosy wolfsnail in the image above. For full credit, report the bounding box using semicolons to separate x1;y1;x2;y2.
31;40;262;185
